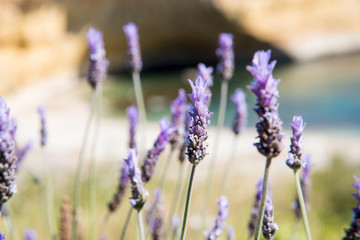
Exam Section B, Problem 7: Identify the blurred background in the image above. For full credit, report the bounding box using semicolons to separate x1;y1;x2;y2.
1;0;360;239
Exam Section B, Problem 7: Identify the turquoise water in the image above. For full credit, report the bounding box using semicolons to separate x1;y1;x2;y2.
105;53;360;131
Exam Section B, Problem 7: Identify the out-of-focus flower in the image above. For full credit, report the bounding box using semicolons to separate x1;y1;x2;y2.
123;22;143;72
231;88;247;135
60;196;72;240
197;63;214;88
227;226;235;240
216;33;234;82
146;189;165;240
37;104;47;146
15;140;33;172
24;229;38;240
178;104;191;163
170;89;187;150
204;196;229;240
127;105;139;150
286;116;306;170
342;176;360;239
248;179;263;237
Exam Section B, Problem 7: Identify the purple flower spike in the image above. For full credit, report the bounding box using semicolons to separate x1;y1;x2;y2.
197;63;214;88
24;229;38;240
231;88;247;135
123;22;143;72
204;196;229;240
126;148;148;211
293;154;311;218
262;197;279;240
287;115;306;170
0;97;17;207
247;50;283;158
0;232;4;240
248;179;263;237
216;33;234;82
170;89;188;150
87;28;109;89
227;226;235;240
127;105;139;150
343;176;360;239
141;117;176;182
15;140;33;172
146;189;165;240
186;77;213;165
37;104;47;146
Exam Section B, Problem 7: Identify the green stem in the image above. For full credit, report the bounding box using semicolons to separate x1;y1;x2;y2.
132;71;147;156
220;135;239;195
120;208;133;240
137;210;145;240
72;90;97;240
254;157;272;240
294;169;312;240
198;80;228;236
180;164;197;240
89;85;102;240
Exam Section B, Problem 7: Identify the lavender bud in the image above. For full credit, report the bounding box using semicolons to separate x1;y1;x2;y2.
15;140;33;172
286;115;306;170
204;196;229;240
37;104;47;146
248;179;263;237
293;154;311;218
343;176;360;239
262;197;279;240
126;148;148;211
123;22;143;72
170;89;188;150
127;105;139;150
197;63;214;88
178;104;191;163
0;97;17;207
87;28;109;89
227;226;235;240
247;50;283;158
231;88;247;135
108;157;130;212
141;117;175;182
24;229;38;240
147;189;165;240
186;77;213;165
216;33;234;82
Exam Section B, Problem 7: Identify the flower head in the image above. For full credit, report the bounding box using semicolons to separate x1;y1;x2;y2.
231;88;247;135
87;28;109;88
123;22;143;72
197;63;214;88
204;196;229;240
38;104;47;146
141;117;175;182
126;148;148;211
170;89;188;150
247;50;283;158
286;115;306;170
216;33;234;82
127;105;139;150
24;228;38;240
186;77;212;165
262;197;279;240
0;97;17;207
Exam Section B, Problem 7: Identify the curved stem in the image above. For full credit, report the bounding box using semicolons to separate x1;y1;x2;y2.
254;157;272;240
137;210;145;240
220;135;239;195
120;208;133;240
180;165;197;240
72;90;97;240
294;170;312;240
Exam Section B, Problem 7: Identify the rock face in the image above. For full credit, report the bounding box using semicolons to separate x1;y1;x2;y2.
1;0;360;93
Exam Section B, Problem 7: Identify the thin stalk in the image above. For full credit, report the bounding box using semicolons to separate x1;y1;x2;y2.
72;90;97;240
220;135;239;195
180;164;197;240
198;80;228;235
43;148;57;240
120;208;134;240
89;85;102;240
290;218;300;240
254;157;272;240
294;170;312;240
164;162;184;239
132;71;147;156
137;210;145;240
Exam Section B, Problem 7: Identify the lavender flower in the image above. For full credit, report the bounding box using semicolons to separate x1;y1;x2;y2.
262;197;279;240
204;196;229;240
37;104;47;146
293;154;311;218
24;228;38;240
15;140;33;172
248;179;263;237
141;117;175;182
0;97;17;207
108;157;130;212
127;148;148;211
123;22;143;72
197;63;214;88
87;27;109;89
247;50;283;158
170;89;187;150
0;233;4;240
179;104;191;163
231;88;247;135
186;77;212;165
147;189;165;240
227;226;235;240
216;33;234;82
286;115;306;170
146;188;162;223
127;105;139;150
343;176;360;239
